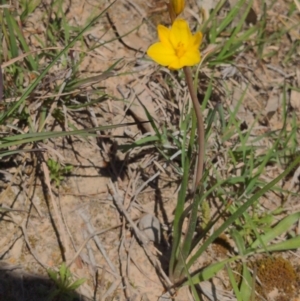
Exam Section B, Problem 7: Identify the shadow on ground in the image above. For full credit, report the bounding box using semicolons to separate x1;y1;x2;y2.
0;261;89;301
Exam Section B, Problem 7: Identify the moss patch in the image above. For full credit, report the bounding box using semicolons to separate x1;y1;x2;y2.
255;256;298;301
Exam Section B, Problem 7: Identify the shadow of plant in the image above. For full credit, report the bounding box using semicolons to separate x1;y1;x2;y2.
0;262;89;301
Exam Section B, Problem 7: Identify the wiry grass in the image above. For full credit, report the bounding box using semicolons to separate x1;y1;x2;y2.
0;0;300;300
0;1;125;157
140;0;300;298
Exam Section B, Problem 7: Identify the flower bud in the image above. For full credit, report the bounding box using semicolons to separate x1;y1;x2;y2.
170;0;185;16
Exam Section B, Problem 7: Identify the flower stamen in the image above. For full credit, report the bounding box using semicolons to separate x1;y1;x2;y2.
175;42;185;58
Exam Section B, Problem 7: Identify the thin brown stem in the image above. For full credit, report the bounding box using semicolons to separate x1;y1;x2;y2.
183;66;204;189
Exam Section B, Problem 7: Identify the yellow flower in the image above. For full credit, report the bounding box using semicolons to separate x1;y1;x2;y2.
170;0;185;16
147;19;202;70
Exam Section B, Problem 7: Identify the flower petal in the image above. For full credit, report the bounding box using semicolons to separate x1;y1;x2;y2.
179;49;201;66
169;19;192;48
157;25;172;47
168;59;184;70
147;42;177;66
191;32;203;48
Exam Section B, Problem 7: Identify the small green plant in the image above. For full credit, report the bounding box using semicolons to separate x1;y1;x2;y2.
47;262;86;301
47;158;73;187
145;0;300;299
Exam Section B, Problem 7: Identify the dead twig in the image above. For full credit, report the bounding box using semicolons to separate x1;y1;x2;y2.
42;161;71;261
109;179;174;293
79;209;118;275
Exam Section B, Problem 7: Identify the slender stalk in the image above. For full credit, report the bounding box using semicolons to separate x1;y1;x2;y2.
168;6;204;185
183;66;204;189
168;5;206;282
171;66;205;282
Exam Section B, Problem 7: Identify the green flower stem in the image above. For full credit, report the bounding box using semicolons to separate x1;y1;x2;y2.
183;66;204;190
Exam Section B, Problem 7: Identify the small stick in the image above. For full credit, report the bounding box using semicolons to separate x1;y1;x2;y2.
0;67;3;101
79;210;117;274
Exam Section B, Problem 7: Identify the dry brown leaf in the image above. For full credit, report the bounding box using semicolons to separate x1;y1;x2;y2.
290;89;300;111
264;92;280;120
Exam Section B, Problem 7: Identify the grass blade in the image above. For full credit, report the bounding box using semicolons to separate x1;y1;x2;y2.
0;0;116;123
187;155;300;269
